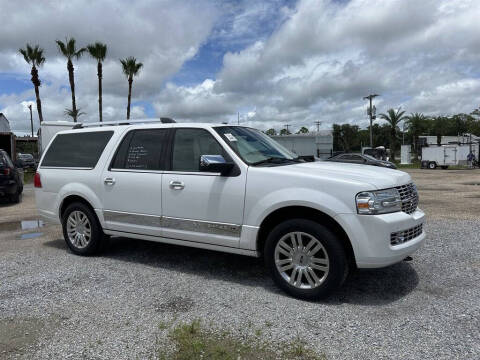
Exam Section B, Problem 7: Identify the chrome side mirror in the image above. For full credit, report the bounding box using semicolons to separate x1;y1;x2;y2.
199;155;234;176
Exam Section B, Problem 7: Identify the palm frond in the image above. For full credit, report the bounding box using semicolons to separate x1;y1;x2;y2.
64;107;86;119
120;56;143;78
87;42;107;62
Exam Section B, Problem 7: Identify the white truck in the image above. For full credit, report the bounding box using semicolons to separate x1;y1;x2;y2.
38;121;76;154
34;120;425;299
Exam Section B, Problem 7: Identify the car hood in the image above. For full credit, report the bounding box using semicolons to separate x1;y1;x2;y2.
273;161;411;189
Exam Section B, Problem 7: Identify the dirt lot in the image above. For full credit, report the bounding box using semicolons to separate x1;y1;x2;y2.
407;168;480;220
1;169;479;359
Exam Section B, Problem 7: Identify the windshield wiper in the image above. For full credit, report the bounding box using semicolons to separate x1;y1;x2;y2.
251;157;301;166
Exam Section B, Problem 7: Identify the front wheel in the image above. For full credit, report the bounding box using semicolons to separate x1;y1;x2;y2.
61;202;104;255
264;219;348;300
428;162;437;169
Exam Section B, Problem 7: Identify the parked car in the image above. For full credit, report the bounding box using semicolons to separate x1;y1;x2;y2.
34;122;424;300
17;153;37;169
0;149;23;203
326;153;397;169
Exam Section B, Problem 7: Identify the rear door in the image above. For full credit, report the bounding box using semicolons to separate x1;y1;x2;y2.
101;129;168;236
161;128;246;248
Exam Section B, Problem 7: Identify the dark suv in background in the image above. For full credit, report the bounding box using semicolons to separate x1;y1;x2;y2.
0;149;23;203
17;153;37;169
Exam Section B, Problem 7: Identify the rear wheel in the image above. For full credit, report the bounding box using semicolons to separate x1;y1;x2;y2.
265;219;348;300
428;162;437;169
61;202;104;255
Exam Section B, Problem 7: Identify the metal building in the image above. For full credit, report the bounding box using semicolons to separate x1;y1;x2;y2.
271;131;333;159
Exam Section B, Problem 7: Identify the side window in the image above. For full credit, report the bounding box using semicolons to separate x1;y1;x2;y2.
172;128;226;172
41;131;113;168
111;129;167;170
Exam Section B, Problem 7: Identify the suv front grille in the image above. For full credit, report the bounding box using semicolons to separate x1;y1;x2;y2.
390;224;423;245
395;183;419;215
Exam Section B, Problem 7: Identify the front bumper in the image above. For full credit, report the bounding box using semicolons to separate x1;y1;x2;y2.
335;208;426;268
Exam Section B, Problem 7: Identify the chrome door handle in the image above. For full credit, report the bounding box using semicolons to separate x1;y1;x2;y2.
169;181;185;190
104;177;116;186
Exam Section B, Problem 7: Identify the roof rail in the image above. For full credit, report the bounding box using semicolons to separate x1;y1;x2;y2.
73;118;167;129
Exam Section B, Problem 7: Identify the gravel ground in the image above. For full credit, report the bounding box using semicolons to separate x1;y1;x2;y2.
1;173;480;359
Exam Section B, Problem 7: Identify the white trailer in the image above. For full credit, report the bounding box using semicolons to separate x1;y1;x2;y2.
421;144;479;169
39;121;76;154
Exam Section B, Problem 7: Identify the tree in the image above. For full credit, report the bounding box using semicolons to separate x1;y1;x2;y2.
332;124;360;151
19;44;45;123
56;37;86;122
87;42;107;122
64;108;86;120
120;57;143;119
265;128;276;136
406;112;427;149
279;128;291;135
379;108;407;161
296;126;309;134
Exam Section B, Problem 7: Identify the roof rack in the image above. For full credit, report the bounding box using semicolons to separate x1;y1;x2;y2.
73;118;175;129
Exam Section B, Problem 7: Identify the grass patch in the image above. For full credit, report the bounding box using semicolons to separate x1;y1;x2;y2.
157;319;325;360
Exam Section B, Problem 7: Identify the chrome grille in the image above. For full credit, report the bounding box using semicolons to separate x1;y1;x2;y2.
395;183;419;215
390;224;423;245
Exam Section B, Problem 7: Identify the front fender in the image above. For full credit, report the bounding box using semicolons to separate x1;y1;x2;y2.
244;187;354;227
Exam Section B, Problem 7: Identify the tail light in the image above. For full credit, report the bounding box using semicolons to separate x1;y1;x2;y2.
34;172;42;188
2;168;10;175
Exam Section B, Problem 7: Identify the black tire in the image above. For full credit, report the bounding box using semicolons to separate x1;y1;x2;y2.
441;166;448;170
428;162;437;169
61;202;104;255
264;219;348;300
10;191;20;203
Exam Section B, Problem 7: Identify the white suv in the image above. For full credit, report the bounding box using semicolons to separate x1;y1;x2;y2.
35;121;425;299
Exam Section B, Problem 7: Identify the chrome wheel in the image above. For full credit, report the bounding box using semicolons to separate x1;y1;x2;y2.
66;210;92;249
274;232;329;289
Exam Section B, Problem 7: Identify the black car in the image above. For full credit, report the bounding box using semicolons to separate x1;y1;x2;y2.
325;153;397;169
17;153;37;169
0;149;23;203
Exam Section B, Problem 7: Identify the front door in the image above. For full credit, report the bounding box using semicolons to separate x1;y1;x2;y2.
101;128;168;236
161;128;246;248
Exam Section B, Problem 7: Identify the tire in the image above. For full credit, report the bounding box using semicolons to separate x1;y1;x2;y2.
441;166;448;170
428;162;437;169
10;191;20;203
61;202;104;255
264;219;348;300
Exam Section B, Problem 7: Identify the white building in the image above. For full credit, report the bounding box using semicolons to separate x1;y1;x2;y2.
271;131;333;159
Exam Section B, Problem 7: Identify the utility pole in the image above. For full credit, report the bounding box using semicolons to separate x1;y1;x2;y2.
284;124;290;134
363;94;379;148
314;121;321;132
237;112;240;125
28;104;34;137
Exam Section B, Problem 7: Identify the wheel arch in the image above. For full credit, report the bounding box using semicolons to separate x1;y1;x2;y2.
256;205;356;267
59;194;96;220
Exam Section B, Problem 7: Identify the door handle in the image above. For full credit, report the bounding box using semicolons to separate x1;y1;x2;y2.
169;181;185;190
104;177;116;186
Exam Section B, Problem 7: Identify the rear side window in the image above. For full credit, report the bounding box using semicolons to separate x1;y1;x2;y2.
41;131;113;168
111;129;167;170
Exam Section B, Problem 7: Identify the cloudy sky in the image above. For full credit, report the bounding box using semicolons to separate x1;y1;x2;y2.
1;0;480;135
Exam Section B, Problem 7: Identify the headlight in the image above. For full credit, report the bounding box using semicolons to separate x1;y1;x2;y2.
356;188;402;215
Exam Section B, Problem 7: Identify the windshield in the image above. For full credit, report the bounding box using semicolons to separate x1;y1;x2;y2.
214;126;298;165
363;154;378;161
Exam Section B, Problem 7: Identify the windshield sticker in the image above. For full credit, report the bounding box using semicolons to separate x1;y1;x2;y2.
225;133;237;142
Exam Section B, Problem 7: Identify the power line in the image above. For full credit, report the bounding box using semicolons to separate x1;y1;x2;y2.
314;121;321;132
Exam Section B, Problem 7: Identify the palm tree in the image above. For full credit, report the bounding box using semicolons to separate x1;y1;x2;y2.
87;42;107;122
406;112;426;150
64;108;86;120
379;107;407;161
120;57;143;119
56;38;86;122
19;44;45;123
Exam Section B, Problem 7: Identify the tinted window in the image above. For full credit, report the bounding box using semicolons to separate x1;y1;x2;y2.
112;129;167;170
172;129;225;172
41;131;113;168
